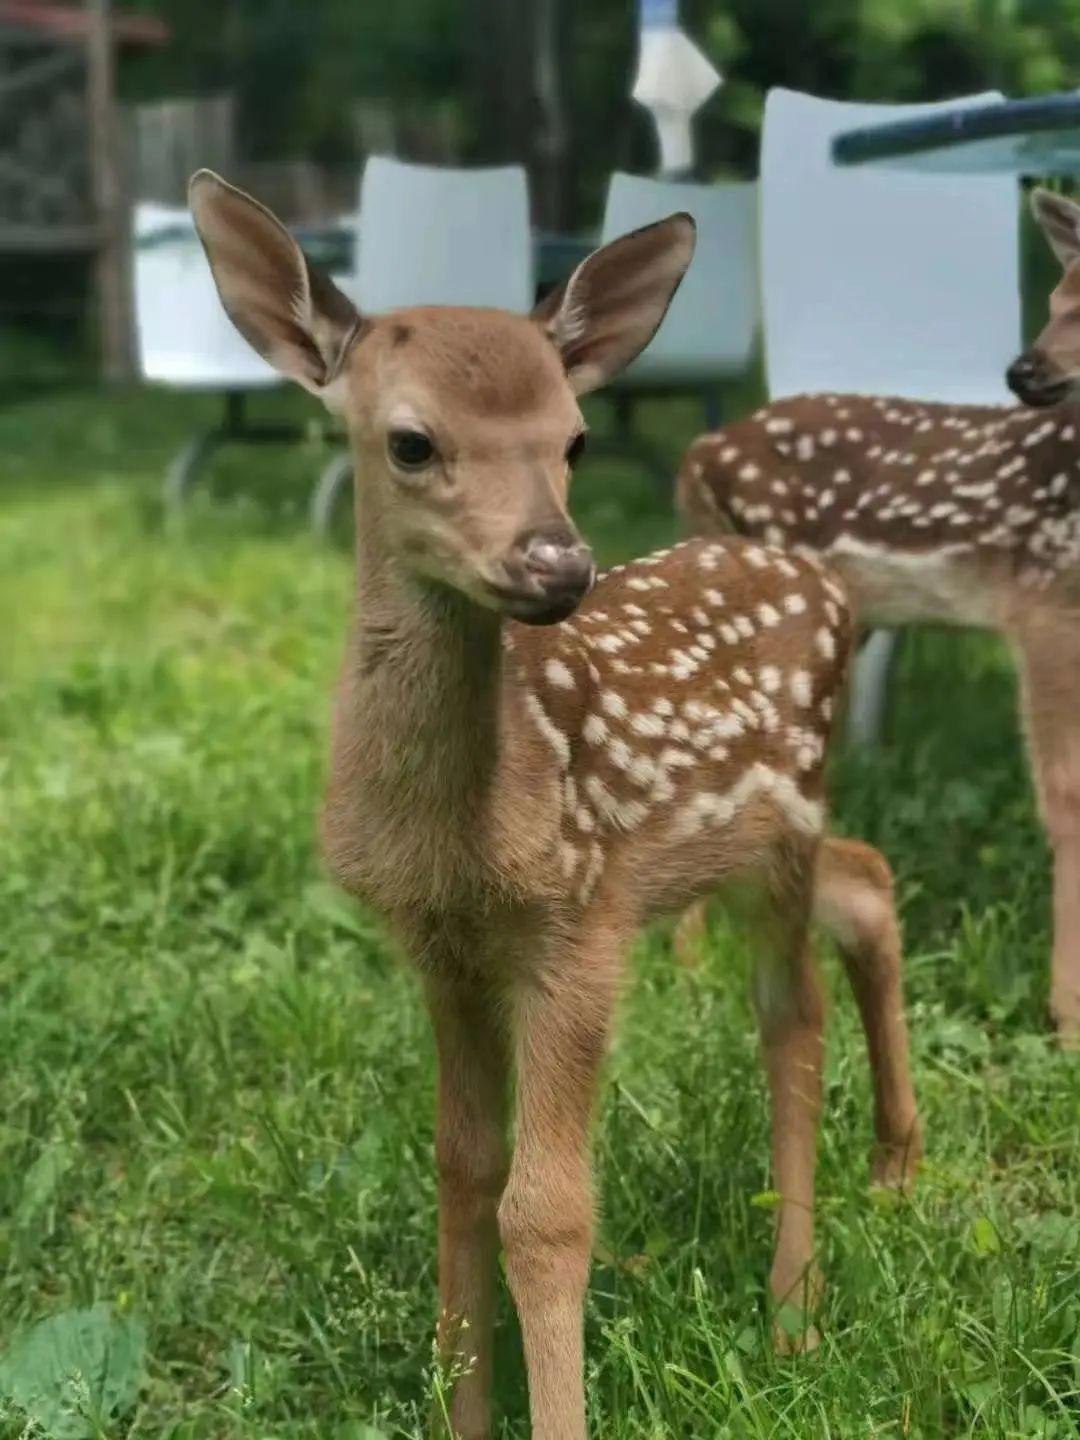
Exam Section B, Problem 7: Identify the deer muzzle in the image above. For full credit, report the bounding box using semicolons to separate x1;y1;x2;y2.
492;527;596;625
1007;350;1071;408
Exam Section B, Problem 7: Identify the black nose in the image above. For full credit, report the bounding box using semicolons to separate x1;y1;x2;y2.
512;528;595;623
522;528;593;587
1006;353;1038;390
1007;351;1064;405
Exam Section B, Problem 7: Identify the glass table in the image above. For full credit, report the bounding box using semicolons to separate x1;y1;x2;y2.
297;227;591;292
831;92;1080;173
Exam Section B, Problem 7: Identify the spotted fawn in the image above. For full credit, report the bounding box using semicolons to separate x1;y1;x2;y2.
678;185;1080;1046
191;171;921;1440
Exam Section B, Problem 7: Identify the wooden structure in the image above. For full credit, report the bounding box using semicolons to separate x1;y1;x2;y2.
0;0;168;376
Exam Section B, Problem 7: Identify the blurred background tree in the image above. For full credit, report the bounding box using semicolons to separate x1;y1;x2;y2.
6;0;1080;385
117;0;1080;228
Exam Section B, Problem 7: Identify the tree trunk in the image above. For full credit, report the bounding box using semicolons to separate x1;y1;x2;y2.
87;0;135;381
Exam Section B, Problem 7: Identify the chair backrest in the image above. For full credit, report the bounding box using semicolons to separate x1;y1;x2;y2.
760;89;1020;405
354;157;533;314
600;172;758;384
133;202;280;388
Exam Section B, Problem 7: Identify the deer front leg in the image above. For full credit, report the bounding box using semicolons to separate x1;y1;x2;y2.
426;976;510;1439
1012;609;1080;1046
498;952;619;1440
752;882;824;1354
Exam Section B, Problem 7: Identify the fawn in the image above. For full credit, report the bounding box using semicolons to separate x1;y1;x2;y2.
678;185;1080;1048
190;171;921;1440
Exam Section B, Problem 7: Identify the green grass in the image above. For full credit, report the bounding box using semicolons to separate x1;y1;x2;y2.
1;386;1078;1439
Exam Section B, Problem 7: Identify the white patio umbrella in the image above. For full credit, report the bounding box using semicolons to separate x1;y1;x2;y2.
632;0;722;175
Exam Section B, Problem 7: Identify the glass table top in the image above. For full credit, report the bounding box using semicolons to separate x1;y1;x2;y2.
832;93;1080;174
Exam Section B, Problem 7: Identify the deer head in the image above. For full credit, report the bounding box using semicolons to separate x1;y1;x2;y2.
189;171;694;624
1008;188;1080;408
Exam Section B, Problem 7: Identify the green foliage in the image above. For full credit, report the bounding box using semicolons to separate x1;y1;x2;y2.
122;0;468;164
691;0;1080;178
0;1306;145;1438
117;0;1080;224
1;386;1079;1435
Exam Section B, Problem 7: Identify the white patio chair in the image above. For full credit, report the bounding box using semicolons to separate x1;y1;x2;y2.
134;201;298;513
312;158;533;532
760;89;1021;742
595;172;758;484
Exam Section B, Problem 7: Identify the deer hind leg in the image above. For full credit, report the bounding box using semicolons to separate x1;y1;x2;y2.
1011;608;1080;1046
426;975;510;1440
672;897;709;966
750;842;825;1354
498;930;622;1440
814;837;922;1189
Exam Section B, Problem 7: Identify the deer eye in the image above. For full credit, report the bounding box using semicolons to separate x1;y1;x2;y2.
566;432;587;468
388;429;435;470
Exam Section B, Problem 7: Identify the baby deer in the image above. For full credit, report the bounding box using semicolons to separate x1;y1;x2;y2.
678;186;1080;1047
190;171;920;1440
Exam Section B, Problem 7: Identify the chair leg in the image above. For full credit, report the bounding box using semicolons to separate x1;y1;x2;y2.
612;389;636;441
311;452;353;536
703;385;723;431
846;629;898;747
162;392;246;517
223;390;247;435
603;391;673;496
162;429;223;517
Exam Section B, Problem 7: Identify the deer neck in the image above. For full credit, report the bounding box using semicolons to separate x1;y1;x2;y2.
346;524;505;814
323;491;562;924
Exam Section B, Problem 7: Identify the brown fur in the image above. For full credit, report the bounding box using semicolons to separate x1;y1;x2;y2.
190;172;921;1440
678;390;1080;1041
675;186;1080;1046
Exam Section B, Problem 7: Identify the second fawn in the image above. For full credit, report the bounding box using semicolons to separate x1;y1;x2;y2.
190;171;921;1440
679;185;1080;1046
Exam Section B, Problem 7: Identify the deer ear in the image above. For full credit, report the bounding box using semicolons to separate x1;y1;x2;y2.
1031;187;1080;269
533;213;696;395
189;169;364;403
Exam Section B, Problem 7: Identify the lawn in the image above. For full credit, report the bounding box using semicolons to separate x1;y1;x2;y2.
0;384;1078;1439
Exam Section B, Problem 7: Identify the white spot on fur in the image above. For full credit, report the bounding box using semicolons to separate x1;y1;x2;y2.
583;714;608;745
669;762;824;841
630;711;666;739
544;658;575;690
790;670;813;707
628;754;658;786
606;737;632;770
524;692;570;767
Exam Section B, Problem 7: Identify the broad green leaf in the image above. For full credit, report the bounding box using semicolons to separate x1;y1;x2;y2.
0;1305;145;1439
969;1215;1002;1256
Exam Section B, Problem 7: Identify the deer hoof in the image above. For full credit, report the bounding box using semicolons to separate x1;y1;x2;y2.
1053;1012;1080;1051
870;1126;923;1192
772;1318;821;1357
